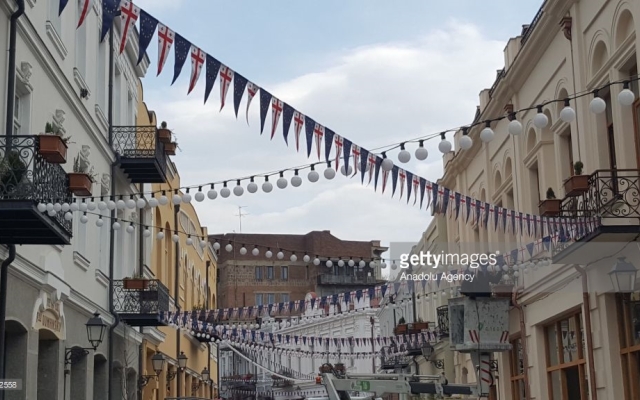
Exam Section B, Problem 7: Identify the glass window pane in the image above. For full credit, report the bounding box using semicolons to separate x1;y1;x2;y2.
549;370;562;400
630;299;640;346
562;318;578;362
255;294;263;305
547;325;559;366
13;95;19;119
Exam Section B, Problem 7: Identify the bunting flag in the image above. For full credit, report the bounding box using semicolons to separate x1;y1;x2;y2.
259;90;272;134
282;104;294;146
203;55;221;105
271;98;284;140
136;10;157;64
59;0;70;15
334;135;344;170
119;1;140;54
399;169;407;199
156;24;175;76
188;45;206;94
292;111;304;152
100;0;120;43
304;117;315;158
219;65;234;111
171;33;191;85
351;144;361;176
313;123;325;161
246;82;259;125
77;0;93;29
233;74;248;118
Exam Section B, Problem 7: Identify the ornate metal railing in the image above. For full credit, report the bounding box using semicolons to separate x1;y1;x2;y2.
0;135;71;232
521;2;545;45
317;274;378;285
560;169;640;218
488;68;505;98
112;279;170;314
112;125;167;162
437;306;449;338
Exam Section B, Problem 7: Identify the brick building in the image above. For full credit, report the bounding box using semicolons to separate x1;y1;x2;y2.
210;231;387;310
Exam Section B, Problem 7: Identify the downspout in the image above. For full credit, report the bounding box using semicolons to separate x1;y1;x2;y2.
0;245;17;387
137;183;144;400
174;204;182;397
5;0;24;142
573;265;597;400
512;286;530;400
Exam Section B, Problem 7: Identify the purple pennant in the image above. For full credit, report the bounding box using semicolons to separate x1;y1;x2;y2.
360;148;369;183
100;0;120;42
324;128;335;164
373;157;382;191
137;10;158;65
304;116;315;158
343;139;352;173
232;73;248;118
203;55;221;104
259;89;272;134
282;104;294;145
391;165;399;197
171;33;191;85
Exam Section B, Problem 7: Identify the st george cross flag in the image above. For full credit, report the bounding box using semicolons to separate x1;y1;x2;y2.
313;124;325;161
156;24;175;76
77;0;93;28
136;9;157;65
398;169;407;199
171;33;191;85
100;0;120;43
188;45;206;94
245;82;259;125
412;175;420;205
271;98;283;140
119;1;140;54
292;111;304;152
334;135;344;170
351;144;361;177
219;65;234;111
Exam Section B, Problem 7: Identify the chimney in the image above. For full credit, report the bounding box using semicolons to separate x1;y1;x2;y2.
479;89;490;113
504;37;521;70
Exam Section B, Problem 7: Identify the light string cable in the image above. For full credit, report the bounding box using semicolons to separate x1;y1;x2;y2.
67;74;639;201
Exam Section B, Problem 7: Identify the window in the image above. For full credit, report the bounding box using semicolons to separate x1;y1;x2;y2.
96;39;107;111
75;0;87;78
255;294;263;306
280;293;289;303
127;92;134;125
545;312;588;400
281;266;288;281
267;266;274;280
510;336;526;399
255;266;263;281
75;217;87;256
48;0;62;33
13;81;31;136
616;292;640;399
267;293;275;304
114;66;122;124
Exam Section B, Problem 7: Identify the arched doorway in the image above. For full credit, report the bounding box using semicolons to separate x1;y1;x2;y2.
37;329;61;400
5;320;27;400
68;345;89;400
93;354;108;400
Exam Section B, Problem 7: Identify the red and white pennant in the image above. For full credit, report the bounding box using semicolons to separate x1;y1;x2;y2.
188;46;205;94
245;82;259;125
219;65;234;111
313;123;324;161
119;1;140;54
77;0;93;29
157;24;174;76
271;98;283;140
292;111;304;152
334;135;344;170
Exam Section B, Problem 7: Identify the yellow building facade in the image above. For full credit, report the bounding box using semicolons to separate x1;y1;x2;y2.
136;81;218;399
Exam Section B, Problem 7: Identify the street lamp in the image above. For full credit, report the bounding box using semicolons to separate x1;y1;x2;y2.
421;343;433;360
139;353;167;388
609;257;638;292
193;367;210;394
178;351;188;370
66;312;107;366
202;367;210;382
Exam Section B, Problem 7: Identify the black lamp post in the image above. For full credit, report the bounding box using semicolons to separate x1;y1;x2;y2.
609;257;638;293
421;343;444;370
178;351;188;370
139;353;166;388
66;312;107;365
192;367;210;394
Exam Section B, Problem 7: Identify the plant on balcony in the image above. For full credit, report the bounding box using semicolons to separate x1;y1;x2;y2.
123;272;150;290
38;122;71;164
319;363;333;373
539;187;561;216
394;317;408;335
0;151;27;196
164;131;178;156
68;154;95;196
158;121;172;143
564;161;589;197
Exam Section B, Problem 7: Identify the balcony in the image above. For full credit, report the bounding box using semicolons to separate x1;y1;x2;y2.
112;126;168;183
0;136;72;244
393;321;430;336
380;344;410;370
112;279;170;326
316;274;378;286
555;169;640;264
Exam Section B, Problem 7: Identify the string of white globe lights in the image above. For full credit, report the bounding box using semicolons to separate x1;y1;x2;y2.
66;74;640;202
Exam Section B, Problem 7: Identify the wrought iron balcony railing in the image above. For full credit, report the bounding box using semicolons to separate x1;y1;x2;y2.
437;305;449;338
0;135;72;244
317;274;378;285
560;169;640;219
112;279;170;326
112;126;168;183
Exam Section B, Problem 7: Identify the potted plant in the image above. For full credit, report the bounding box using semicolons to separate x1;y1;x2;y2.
68;154;95;196
0;151;27;196
564;161;590;197
319;363;333;373
38;122;71;164
164;138;177;156
123;273;150;290
158;121;172;143
539;188;562;216
411;318;429;332
394;317;408;335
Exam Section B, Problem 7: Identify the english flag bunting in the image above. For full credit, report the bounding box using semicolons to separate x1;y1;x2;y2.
119;1;140;54
157;24;174;76
351;145;361;176
292;111;304;152
334;135;344;170
188;46;206;94
219;65;234;111
313;123;324;161
245;82;259;125
271;98;284;140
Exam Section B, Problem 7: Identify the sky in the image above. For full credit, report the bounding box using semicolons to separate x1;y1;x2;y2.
133;0;544;261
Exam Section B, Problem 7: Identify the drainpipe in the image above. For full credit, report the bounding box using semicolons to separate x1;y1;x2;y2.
511;286;530;400
5;0;24;142
0;245;16;391
174;204;182;397
573;265;597;400
137;183;144;400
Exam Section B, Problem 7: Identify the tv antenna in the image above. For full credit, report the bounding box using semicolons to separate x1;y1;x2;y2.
235;206;249;233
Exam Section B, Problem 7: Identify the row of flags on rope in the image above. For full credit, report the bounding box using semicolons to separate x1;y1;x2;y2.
226;389;329;396
160;216;599;328
59;0;589;242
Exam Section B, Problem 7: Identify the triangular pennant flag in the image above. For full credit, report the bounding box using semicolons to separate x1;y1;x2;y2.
313;124;325;161
136;10;157;65
203;55;221;105
77;0;93;29
360;148;369;183
156;24;175;76
59;0;69;15
282;104;294;145
368;153;376;185
343;139;352;174
406;171;413;204
219;65;234;111
419;178;427;208
391;166;399;197
399;169;407;200
187;45;206;94
245;82;259;124
232;73;248;118
333;135;344;171
259;89;272;134
374;157;382;192
119;1;140;54
100;0;120;43
293;111;304;151
271;98;284;140
324;129;336;165
171;33;191;85
304;118;316;158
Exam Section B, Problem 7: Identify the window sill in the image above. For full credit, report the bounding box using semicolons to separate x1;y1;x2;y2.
73;68;91;99
95;269;109;288
94;104;108;133
73;251;91;271
45;21;67;59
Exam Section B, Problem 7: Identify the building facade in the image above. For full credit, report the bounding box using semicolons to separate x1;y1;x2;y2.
410;1;640;399
0;0;165;399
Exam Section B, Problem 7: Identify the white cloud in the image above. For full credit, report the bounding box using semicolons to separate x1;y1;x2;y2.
133;0;185;11
140;20;504;259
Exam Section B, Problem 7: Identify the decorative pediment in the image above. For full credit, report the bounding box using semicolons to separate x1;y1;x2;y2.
101;173;111;195
19;61;32;82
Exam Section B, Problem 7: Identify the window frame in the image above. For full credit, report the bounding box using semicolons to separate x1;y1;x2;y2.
255;266;263;281
616;293;640;400
266;266;274;280
255;293;263;306
281;266;288;281
509;335;526;399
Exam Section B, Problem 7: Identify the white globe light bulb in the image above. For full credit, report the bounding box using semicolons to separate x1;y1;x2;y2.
619;88;636;106
324;168;335;180
359;260;366;268
415;146;428;161
79;202;88;212
181;193;192;203
560;106;576;122
438;139;452;154
233;185;244;196
262;181;273;193
397;149;411;163
252;248;259;256
53;203;62;212
96;219;104;227
265;250;273;258
143;229;151;238
308;170;320;182
533;112;549;129
207;189;218;200
172;234;179;243
156;231;164;240
126;199;136;209
340;165;353;176
112;222;121;230
225;244;233;252
200;240;207;248
313;258;320;266
194;191;205;202
290;254;297;262
303;255;310;263
87;202;96;211
220;187;231;198
171;195;181;205
247;182;258;193
126;225;135;233
291;175;303;187
326;260;333;268
46;203;54;212
338;260;344;267
590;97;606;114
148;198;158;208
277;177;288;189
480;127;494;142
186;237;193;246
37;203;47;212
70;202;79;212
61;203;70;212
136;198;147;208
370;261;377;268
277;251;284;259
239;247;247;255
381;158;394;172
213;242;220;250
508;119;523;135
107;200;117;209
459;135;473;150
64;212;73;221
348;260;355;267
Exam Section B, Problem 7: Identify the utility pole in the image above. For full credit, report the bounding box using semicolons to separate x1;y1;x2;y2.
235;206;248;233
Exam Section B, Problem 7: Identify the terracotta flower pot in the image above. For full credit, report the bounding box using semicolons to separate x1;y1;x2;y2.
158;128;172;143
538;199;562;217
394;324;408;335
492;284;514;298
164;142;177;156
123;278;150;290
68;173;92;196
564;175;590;197
38;134;67;164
